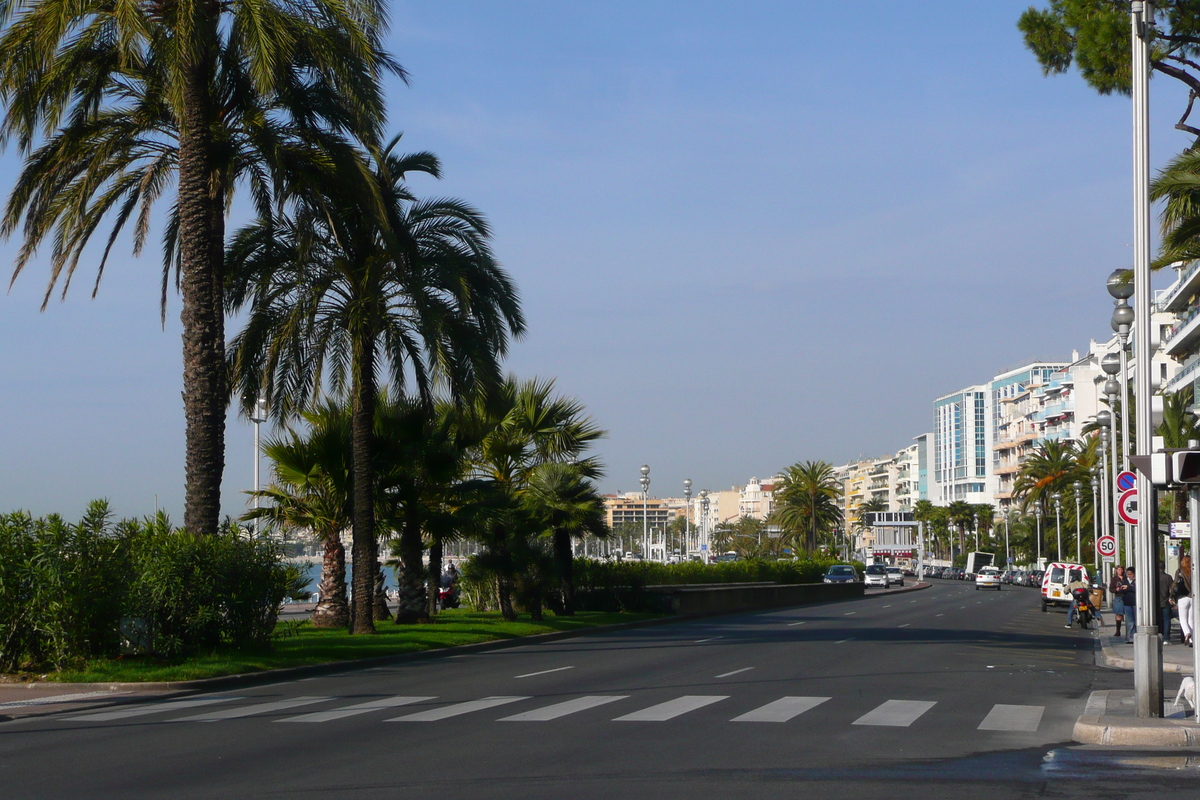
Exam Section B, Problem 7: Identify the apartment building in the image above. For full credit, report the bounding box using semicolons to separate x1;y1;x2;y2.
990;361;1070;511
933;384;992;505
604;493;673;531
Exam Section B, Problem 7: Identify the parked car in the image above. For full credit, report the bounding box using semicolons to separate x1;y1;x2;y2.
864;564;890;588
886;566;904;587
975;567;1002;591
823;565;860;584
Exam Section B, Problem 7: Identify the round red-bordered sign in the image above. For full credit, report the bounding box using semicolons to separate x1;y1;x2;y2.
1118;489;1139;525
1097;535;1117;558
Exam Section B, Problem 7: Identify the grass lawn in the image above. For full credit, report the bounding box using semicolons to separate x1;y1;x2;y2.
50;609;661;684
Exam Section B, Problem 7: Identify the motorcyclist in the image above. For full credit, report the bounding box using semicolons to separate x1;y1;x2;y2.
1065;570;1092;628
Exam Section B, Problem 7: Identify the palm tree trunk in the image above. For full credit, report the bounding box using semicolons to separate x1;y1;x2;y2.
554;529;575;615
350;335;377;635
427;538;442;617
178;14;226;537
312;533;349;628
395;512;428;624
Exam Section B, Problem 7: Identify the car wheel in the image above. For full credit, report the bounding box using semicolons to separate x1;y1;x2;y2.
1041;600;1047;612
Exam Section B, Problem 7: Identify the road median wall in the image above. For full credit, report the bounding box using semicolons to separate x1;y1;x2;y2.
575;581;864;615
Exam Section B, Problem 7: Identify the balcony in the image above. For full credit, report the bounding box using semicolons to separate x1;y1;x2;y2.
1016;430;1039;443
1164;304;1200;357
1164;353;1200;394
993;439;1018;451
1043;400;1074;421
1159;261;1200;313
994;463;1020;476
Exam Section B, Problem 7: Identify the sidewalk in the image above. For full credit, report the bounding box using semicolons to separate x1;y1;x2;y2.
1073;615;1200;745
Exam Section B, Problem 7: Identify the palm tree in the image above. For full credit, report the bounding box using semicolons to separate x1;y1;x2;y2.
523;462;608;614
771;461;843;554
0;0;398;535
226;142;524;633
469;378;604;621
243;401;352;628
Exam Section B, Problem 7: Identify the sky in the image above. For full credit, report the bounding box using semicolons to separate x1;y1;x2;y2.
0;1;1191;520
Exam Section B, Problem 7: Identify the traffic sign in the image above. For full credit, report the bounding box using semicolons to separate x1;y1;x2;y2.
1116;470;1137;492
1097;534;1117;559
1118;489;1139;525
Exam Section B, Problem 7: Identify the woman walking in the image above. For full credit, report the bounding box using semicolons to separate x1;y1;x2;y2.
1110;565;1128;639
1176;555;1194;647
1123;567;1138;644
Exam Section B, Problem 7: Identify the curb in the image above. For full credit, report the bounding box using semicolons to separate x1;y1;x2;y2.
1073;715;1200;746
5;585;884;707
862;581;931;597
1095;633;1194;674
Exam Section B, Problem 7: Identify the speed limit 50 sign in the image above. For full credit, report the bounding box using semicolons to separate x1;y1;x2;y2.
1097;534;1117;560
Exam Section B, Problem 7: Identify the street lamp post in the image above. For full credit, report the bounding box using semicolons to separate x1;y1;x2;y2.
1091;474;1100;571
250;396;269;537
1102;354;1129;568
1098;413;1114;564
700;491;710;562
639;465;650;561
1053;492;1063;562
683;479;692;562
973;513;979;551
1004;510;1011;567
1129;0;1164;716
1035;504;1044;568
1073;480;1083;564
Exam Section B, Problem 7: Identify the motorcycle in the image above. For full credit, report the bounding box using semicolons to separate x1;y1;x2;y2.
438;582;460;610
1070;585;1096;629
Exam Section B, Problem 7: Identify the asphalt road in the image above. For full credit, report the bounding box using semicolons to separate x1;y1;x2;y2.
2;581;1195;799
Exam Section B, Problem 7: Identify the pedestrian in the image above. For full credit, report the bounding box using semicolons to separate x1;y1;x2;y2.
1110;565;1127;639
1123;566;1137;644
1160;565;1175;644
1176;555;1194;648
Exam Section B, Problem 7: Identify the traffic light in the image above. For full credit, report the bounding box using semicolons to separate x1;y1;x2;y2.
1172;451;1200;484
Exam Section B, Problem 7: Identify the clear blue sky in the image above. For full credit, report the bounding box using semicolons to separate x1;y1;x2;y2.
0;1;1187;519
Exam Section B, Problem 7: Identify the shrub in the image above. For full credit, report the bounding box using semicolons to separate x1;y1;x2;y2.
0;502;291;671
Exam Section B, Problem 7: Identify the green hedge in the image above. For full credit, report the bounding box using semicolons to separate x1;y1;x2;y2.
572;557;865;593
0;501;290;672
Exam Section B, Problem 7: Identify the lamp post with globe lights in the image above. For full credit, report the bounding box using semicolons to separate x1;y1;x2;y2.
683;479;693;561
700;490;710;562
249;396;269;537
1073;480;1083;564
1053;492;1063;562
639;466;650;560
1034;503;1044;568
1098;411;1115;564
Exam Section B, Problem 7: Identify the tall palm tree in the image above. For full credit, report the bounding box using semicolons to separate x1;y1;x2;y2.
243;401;353;628
469;378;604;621
226;142;524;633
771;461;843;554
0;0;398;535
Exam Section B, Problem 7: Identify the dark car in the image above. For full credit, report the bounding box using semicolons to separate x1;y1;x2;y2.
823;565;859;584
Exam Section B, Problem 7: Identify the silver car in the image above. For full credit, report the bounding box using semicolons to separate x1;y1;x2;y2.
864;564;890;588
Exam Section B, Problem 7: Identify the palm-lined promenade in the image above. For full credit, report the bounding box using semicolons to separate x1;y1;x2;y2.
10;2;1200;797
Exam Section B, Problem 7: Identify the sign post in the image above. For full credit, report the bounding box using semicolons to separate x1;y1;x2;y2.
1097;534;1117;562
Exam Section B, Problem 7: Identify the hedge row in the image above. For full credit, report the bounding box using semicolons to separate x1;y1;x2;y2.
0;501;291;671
572;557;864;592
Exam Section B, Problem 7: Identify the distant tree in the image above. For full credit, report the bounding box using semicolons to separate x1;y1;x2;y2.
1019;1;1200;143
771;461;844;553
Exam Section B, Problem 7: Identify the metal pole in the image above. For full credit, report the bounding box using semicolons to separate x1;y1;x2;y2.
1036;506;1043;568
684;479;692;561
1005;512;1011;567
1192;487;1200;718
1055;496;1063;563
1075;483;1083;564
1092;479;1100;571
1131;0;1163;717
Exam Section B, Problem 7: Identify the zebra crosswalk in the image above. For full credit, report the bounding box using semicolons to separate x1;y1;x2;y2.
62;693;1055;734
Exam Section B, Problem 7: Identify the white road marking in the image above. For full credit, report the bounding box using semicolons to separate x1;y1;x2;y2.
835;638;856;644
977;704;1044;732
388;696;528;722
174;696;332;722
844;612;857;616
278;696;432;723
66;696;238;721
515;666;574;679
897;623;911;628
1;691;130;710
732;696;830;723
787;621;807;627
882;605;892;608
694;636;724;643
936;613;945;617
853;700;937;727
715;667;754;678
499;696;627;721
614;695;728;721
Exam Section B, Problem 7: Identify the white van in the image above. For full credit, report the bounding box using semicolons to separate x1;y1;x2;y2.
1041;562;1090;612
